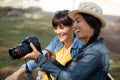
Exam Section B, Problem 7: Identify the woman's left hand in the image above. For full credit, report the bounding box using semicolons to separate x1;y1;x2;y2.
45;49;56;62
21;43;40;60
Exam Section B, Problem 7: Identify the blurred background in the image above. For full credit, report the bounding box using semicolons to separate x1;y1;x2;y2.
0;0;120;80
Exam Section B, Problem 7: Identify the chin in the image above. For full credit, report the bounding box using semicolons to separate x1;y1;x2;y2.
77;35;83;39
59;39;64;42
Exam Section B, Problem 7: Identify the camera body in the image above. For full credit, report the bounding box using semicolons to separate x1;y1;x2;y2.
9;36;42;59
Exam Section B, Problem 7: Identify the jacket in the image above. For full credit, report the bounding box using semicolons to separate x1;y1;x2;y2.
36;38;110;80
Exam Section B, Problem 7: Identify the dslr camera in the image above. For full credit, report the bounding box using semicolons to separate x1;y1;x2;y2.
9;36;42;59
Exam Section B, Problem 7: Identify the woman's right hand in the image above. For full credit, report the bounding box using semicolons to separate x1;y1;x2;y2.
21;43;40;60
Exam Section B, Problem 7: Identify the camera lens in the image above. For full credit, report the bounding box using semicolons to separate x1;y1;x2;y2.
9;43;32;59
8;36;42;59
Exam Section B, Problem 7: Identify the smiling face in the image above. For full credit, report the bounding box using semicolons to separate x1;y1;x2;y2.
53;24;73;42
73;13;94;42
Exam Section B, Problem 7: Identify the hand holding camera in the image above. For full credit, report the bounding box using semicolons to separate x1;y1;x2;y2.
45;48;56;62
22;42;41;60
9;36;42;60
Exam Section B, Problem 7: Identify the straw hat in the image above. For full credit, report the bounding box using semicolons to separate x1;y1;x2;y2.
68;2;106;27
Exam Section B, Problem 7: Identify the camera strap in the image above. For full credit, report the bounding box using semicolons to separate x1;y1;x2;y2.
25;59;34;80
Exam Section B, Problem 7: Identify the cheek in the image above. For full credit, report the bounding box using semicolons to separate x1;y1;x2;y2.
53;29;57;34
64;28;71;33
83;27;93;38
84;28;89;33
80;27;88;37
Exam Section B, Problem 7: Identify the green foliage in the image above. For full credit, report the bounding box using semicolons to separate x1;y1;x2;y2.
0;12;55;79
109;53;120;80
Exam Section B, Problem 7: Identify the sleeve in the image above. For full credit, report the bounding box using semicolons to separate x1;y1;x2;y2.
31;46;102;80
35;49;102;80
35;54;62;79
36;50;102;80
36;54;72;80
53;60;65;70
21;60;38;71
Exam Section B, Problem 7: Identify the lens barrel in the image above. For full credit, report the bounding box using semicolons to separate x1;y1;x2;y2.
9;36;41;59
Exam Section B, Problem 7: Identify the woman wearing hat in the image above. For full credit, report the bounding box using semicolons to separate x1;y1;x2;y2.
12;2;110;80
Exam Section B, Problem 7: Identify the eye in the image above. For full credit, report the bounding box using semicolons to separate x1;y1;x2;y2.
76;19;81;23
74;17;83;24
60;26;64;29
59;25;65;29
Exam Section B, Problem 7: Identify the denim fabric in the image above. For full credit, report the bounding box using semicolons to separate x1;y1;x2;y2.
21;35;83;71
36;38;110;80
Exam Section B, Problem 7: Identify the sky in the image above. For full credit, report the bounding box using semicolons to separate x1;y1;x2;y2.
38;0;120;16
3;0;120;16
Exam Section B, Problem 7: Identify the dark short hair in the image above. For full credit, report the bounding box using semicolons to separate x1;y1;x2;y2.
52;10;73;27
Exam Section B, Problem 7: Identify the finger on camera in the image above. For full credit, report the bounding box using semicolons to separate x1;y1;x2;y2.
30;43;37;51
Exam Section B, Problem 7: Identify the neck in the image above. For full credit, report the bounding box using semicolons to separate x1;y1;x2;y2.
64;34;74;49
80;38;88;44
83;36;99;46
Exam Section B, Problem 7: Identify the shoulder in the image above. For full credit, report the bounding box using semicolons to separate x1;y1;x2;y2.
84;38;109;57
50;36;60;44
92;38;110;55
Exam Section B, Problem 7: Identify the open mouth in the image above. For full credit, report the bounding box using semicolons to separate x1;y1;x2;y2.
58;33;65;39
74;30;80;34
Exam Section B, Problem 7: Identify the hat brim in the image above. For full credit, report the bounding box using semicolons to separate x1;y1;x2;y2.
68;10;106;27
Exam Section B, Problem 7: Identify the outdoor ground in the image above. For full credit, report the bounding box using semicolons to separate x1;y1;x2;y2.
0;8;120;80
